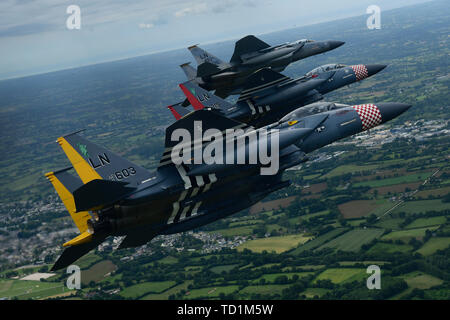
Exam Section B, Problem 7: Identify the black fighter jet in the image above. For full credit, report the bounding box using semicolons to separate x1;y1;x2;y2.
46;84;410;271
180;35;345;98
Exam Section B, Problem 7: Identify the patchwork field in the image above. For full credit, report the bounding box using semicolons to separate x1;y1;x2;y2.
405;216;447;229
366;242;413;255
370;182;422;195
143;281;193;300
392;200;450;214
401;272;444;289
210;264;239;274
317;228;385;252
251;272;314;284
338;200;389;218
354;172;432;188
416;237;450;256
290;228;348;254
185;285;240;299
381;226;440;241
249;196;297;214
81;260;117;285
0;279;67;300
238;234;312;253
119;281;177;299
314;268;366;284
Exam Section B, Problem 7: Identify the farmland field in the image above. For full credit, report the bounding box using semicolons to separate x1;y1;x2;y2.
353;172;432;188
314;268;366;284
290;228;348;254
185;285;240;299
416;237;450;256
81;260;117;285
120;281;176;299
210;264;239;274
405;216;447;229
143;281;193;300
251;272;314;284
239;284;291;296
366;242;413;255
381;226;440;241
317;228;385;252
392;200;450;214
338;200;389;218
237;234;312;253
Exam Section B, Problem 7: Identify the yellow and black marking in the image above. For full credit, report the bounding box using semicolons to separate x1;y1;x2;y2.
45;171;92;247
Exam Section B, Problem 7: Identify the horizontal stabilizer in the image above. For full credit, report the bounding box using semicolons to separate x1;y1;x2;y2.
45;168;91;233
168;102;192;121
231;35;271;64
51;235;107;271
180;62;197;81
63;231;93;247
73;179;136;212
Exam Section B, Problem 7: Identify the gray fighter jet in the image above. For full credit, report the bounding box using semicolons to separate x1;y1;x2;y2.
171;63;386;127
181;35;345;98
46;83;410;271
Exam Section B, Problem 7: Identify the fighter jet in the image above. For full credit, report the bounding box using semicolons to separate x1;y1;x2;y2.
46;84;410;271
171;63;387;127
181;35;345;98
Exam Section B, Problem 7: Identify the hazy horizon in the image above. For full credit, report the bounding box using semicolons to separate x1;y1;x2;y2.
0;0;432;80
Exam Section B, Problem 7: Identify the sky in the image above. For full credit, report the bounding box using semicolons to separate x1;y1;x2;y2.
0;0;431;80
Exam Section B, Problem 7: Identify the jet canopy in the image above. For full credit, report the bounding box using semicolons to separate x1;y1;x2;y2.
286;39;315;47
306;64;346;76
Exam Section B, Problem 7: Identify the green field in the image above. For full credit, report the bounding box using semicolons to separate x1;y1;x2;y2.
401;272;444;289
81;260;117;285
239;284;291;296
416;237;450;256
302;287;330;298
392;200;450;214
314;268;367;284
120;281;176;299
374;218;405;229
143;281;193;300
382;226;440;241
210;264;239;274
76;253;103;269
214;225;255;237
317;228;385;252
366;242;413;255
322;165;378;178
405;216;447;229
354;172;432;188
0;279;67;299
185;285;240;299
251;272;314;284
290;228;348;254
237;234;312;253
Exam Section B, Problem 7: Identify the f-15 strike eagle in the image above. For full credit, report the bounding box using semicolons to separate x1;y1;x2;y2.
46;83;410;271
170;63;387;127
180;35;345;98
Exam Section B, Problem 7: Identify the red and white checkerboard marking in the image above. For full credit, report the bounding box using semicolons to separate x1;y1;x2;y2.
351;104;382;131
351;65;369;81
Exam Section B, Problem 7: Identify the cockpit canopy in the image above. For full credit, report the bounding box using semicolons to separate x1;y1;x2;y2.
306;64;346;76
285;39;315;47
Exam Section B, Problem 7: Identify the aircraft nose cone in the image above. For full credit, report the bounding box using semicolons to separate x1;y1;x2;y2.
377;102;412;123
366;64;387;77
328;40;345;49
